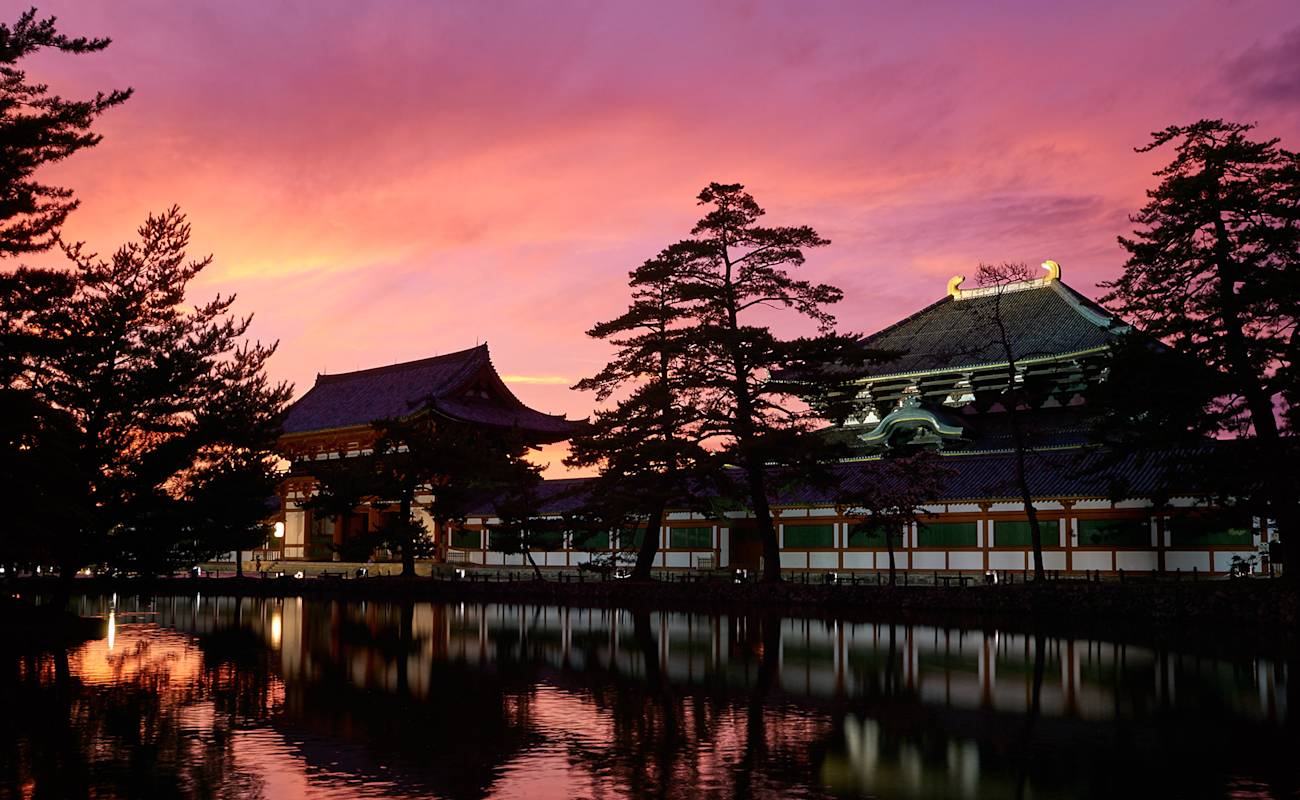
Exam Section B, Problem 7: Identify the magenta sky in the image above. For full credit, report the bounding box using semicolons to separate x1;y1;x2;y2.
26;1;1300;473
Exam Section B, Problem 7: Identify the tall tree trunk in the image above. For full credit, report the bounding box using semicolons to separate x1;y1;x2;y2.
234;549;244;578
1010;420;1047;582
1211;209;1293;579
633;503;665;581
524;546;543;581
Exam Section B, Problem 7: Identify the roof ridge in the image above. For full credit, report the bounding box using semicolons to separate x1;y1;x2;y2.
1048;280;1129;331
314;344;488;385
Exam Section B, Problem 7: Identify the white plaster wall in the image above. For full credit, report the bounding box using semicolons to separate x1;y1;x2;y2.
284;510;305;550
569;552;591;565
1071;552;1112;571
664;552;691;569
989;552;1026;570
949;552;982;570
719;528;729;567
875;553;909;570
809;552;837;570
1164;551;1210;572
779;553;805;569
843;552;873;569
1116;552;1158;571
1214;551;1252;572
912;552;945;570
1042;551;1068;571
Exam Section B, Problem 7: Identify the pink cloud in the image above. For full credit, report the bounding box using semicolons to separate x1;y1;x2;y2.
18;0;1300;476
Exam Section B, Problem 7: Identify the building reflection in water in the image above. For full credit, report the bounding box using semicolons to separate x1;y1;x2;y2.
1;595;1293;799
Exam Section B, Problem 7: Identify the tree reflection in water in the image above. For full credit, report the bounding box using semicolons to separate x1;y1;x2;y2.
0;596;1295;799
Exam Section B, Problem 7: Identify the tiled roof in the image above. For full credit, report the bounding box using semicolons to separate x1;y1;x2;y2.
860;280;1126;378
788;447;1193;506
469;447;1210;516
281;345;580;440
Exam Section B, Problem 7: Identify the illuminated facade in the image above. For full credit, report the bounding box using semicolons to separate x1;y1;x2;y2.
268;344;579;561
451;265;1267;576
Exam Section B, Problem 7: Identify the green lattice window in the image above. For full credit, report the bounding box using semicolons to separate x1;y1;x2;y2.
1077;518;1150;547
670;527;712;549
847;524;896;547
994;519;1058;547
575;531;610;550
783;523;835;549
917;521;978;548
488;528;518;552
531;530;566;551
624;528;647;549
450;528;481;549
1168;515;1253;546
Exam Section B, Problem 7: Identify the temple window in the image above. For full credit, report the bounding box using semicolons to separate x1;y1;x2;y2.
450;527;481;549
669;527;712;549
1077;518;1150;547
783;523;835;549
993;519;1059;547
917;521;977;547
1168;514;1253;546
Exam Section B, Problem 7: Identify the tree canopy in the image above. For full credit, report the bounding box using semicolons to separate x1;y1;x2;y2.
0;8;131;256
1100;120;1299;573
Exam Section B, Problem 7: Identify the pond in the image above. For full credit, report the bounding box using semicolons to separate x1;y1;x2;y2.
2;595;1295;799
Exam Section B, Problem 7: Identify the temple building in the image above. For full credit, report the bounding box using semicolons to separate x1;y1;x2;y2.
270;344;580;561
267;265;1268;576
449;263;1266;576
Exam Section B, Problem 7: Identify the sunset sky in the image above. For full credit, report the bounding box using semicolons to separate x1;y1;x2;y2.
25;1;1300;473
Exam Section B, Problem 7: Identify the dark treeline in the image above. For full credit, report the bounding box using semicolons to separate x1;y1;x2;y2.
0;10;291;581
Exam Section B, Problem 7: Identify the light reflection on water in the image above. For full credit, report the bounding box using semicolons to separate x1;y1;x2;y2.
1;595;1295;799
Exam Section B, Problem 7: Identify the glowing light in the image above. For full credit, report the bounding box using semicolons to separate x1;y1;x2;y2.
273;521;285;539
270;611;283;649
107;610;116;652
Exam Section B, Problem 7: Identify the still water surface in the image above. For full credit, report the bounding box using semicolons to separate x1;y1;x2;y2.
2;595;1296;799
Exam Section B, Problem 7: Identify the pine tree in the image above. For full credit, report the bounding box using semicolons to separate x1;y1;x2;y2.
43;207;291;576
0;8;131;256
567;254;713;580
0;9;129;572
1100;120;1300;576
655;182;859;582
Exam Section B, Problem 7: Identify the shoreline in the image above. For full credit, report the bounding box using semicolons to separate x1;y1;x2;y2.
12;575;1297;657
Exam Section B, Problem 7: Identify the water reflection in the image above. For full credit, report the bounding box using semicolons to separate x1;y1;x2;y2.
2;596;1295;799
